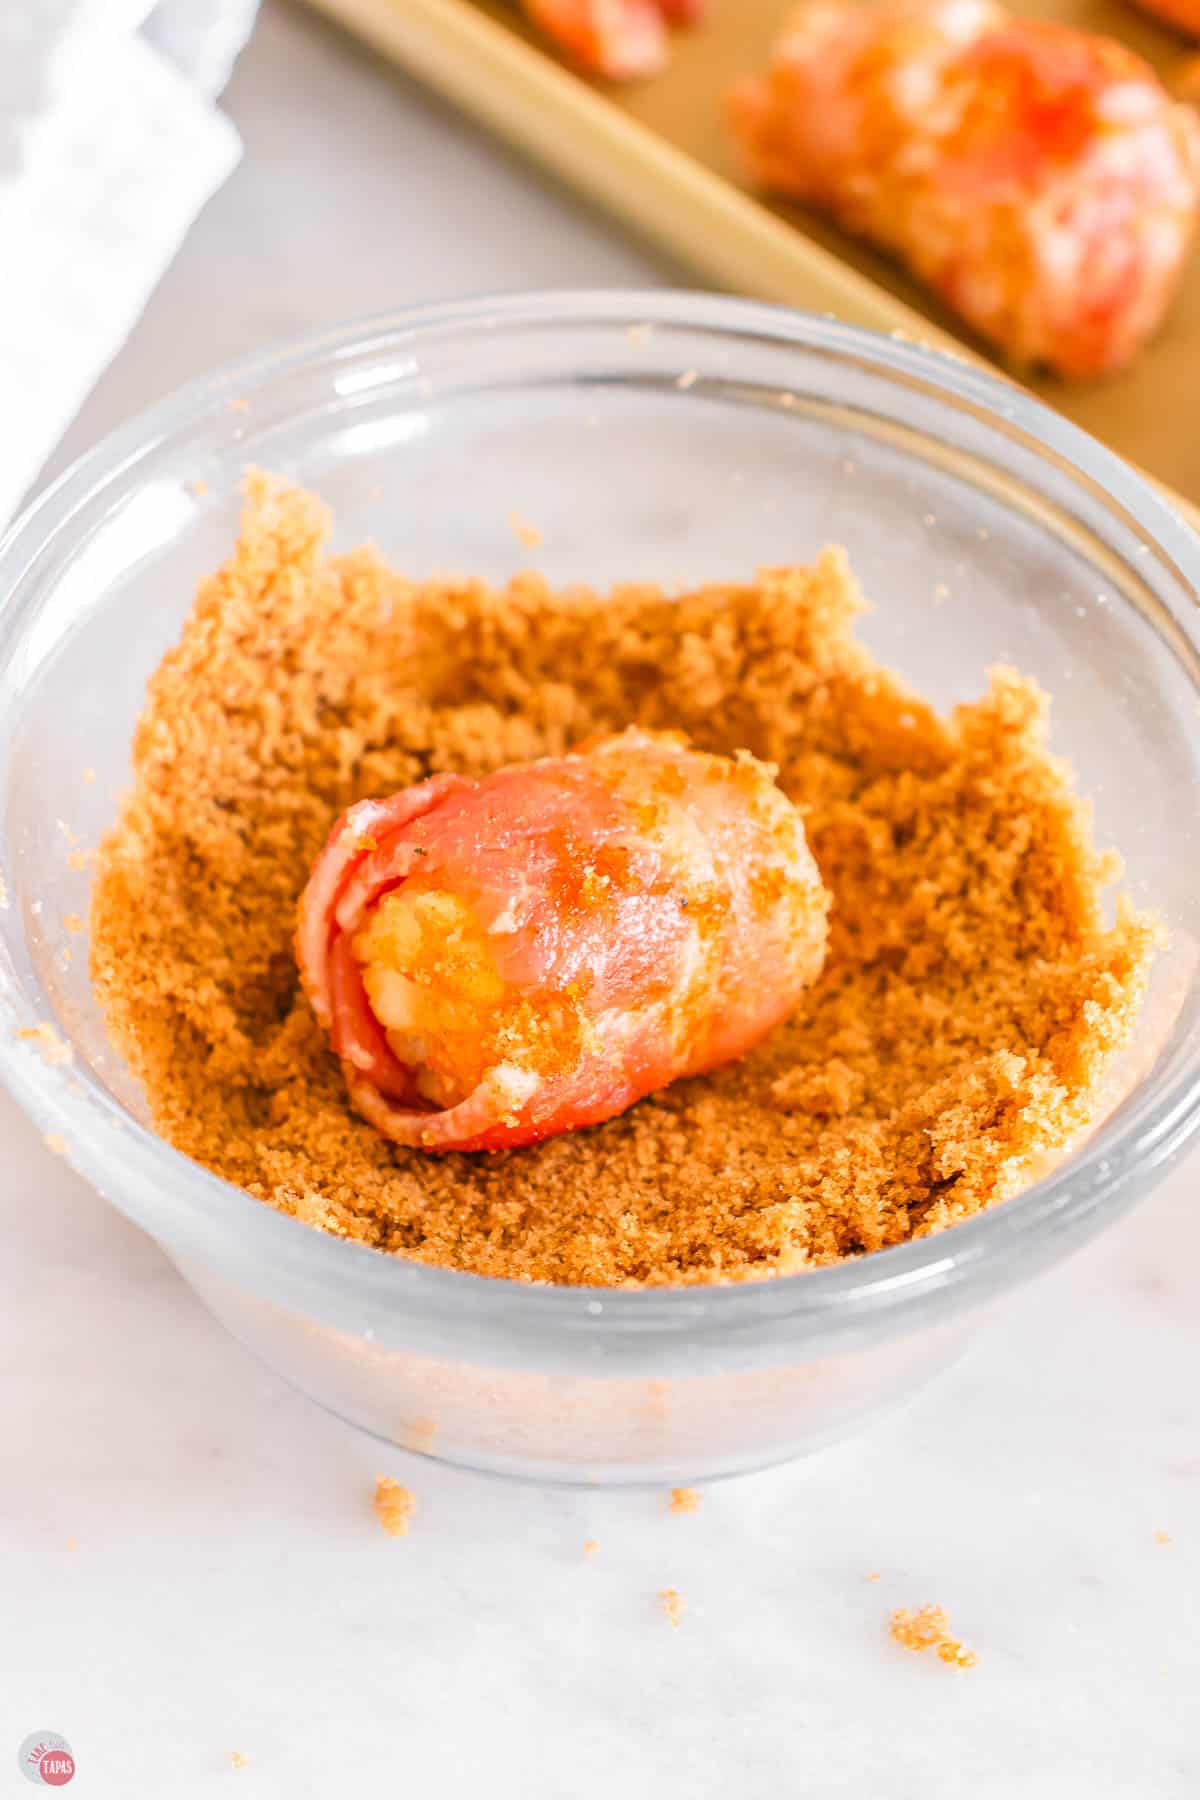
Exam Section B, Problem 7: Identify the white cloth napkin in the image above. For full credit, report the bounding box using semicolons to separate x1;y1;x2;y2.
0;0;258;530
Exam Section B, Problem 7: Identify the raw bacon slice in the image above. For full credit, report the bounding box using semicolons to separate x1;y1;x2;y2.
295;728;828;1153
520;0;704;79
729;0;1200;378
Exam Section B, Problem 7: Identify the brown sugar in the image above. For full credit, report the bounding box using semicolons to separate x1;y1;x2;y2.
372;1475;414;1538
669;1487;702;1515
659;1587;686;1627
890;1603;977;1668
90;474;1158;1288
507;510;543;549
19;1022;73;1067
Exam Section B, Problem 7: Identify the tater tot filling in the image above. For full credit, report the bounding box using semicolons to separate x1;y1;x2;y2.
353;887;505;1106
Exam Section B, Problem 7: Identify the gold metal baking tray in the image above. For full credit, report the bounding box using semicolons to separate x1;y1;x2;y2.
304;0;1200;507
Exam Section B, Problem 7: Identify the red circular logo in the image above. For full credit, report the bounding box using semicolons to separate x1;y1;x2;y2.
16;1734;75;1788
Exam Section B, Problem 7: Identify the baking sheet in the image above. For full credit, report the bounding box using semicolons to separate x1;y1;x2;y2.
308;0;1200;502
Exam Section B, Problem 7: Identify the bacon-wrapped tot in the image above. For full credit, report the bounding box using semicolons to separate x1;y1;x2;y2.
296;729;828;1153
521;0;705;79
730;0;1200;378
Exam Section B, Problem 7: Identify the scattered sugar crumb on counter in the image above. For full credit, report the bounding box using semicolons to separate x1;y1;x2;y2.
626;322;652;344
230;1752;250;1772
866;1571;881;1582
82;767;96;784
89;475;1159;1289
890;1604;978;1668
583;1539;600;1559
188;478;209;498
67;849;96;872
669;1487;701;1515
56;818;78;845
675;368;698;389
43;1132;68;1156
507;511;543;550
19;1022;72;1066
66;1537;78;1551
373;1475;414;1538
659;1587;686;1627
63;913;84;934
228;397;249;413
1154;1528;1172;1545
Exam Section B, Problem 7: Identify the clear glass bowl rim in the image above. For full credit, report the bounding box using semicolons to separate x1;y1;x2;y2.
1;288;1198;1340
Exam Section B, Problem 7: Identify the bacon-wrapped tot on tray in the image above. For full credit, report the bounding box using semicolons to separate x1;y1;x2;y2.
522;0;705;78
730;0;1200;378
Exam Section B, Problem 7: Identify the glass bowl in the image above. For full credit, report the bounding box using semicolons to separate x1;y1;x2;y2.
2;292;1198;1485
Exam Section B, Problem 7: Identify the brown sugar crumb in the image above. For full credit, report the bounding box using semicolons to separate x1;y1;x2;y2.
66;1537;78;1551
770;1057;863;1117
67;849;96;872
1154;1529;1172;1545
230;1752;250;1771
866;1571;881;1582
507;511;543;549
890;1604;978;1668
43;1132;68;1156
583;1539;600;1558
188;478;209;499
89;475;1158;1289
373;1475;414;1538
401;1417;437;1453
83;767;96;784
669;1487;701;1515
63;913;85;935
19;1022;73;1067
659;1586;686;1627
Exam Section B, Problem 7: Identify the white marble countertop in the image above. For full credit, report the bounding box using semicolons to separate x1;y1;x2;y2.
6;5;1198;1796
